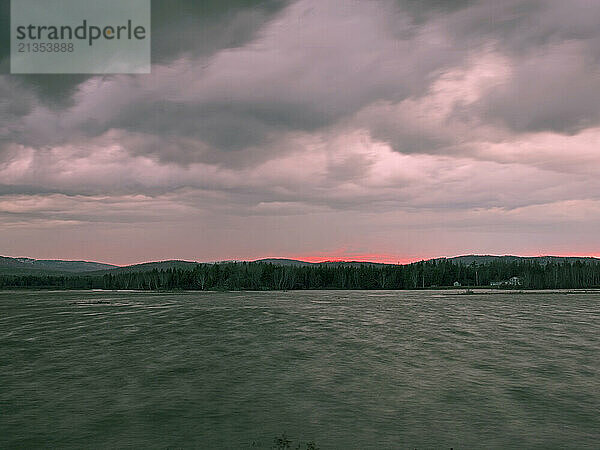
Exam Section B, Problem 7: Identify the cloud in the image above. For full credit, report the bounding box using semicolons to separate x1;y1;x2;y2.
3;126;599;217
1;0;289;102
3;0;600;262
3;0;472;165
474;40;600;133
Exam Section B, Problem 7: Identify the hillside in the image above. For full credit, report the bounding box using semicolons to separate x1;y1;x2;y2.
0;256;117;275
439;255;600;265
88;260;200;275
254;258;391;267
3;254;600;277
254;258;313;266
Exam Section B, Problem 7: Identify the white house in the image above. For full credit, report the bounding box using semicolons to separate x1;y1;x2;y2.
490;276;522;286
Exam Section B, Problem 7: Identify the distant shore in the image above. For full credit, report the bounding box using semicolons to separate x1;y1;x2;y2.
3;287;600;294
3;258;600;291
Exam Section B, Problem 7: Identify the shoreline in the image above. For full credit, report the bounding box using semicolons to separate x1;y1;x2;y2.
3;288;600;294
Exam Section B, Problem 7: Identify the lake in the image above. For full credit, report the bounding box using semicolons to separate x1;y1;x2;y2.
1;290;599;448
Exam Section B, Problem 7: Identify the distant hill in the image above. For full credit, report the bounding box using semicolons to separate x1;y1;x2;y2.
3;254;600;277
254;258;391;267
0;256;206;276
436;255;600;265
254;258;314;266
318;261;390;268
257;255;600;267
0;256;117;275
89;260;200;275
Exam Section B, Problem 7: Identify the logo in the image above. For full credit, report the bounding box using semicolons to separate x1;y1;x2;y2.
15;19;147;47
11;0;151;74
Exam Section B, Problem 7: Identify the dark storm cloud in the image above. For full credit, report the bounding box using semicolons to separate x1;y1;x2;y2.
5;0;600;146
0;0;9;73
6;0;471;166
4;0;600;214
0;0;296;167
128;0;600;160
0;183;57;196
151;0;290;64
396;0;475;22
445;0;600;54
0;78;36;160
0;0;289;105
0;0;93;103
440;0;600;134
91;99;320;162
475;42;600;133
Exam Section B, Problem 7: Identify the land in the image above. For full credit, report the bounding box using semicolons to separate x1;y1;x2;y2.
2;254;600;290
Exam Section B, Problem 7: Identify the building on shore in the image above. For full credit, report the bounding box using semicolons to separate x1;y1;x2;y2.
490;276;522;287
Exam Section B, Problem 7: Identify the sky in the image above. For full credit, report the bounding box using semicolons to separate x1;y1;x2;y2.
2;0;600;265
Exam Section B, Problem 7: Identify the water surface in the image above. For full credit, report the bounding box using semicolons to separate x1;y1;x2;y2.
1;290;599;448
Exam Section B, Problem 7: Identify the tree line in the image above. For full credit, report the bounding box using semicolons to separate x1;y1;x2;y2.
2;259;600;290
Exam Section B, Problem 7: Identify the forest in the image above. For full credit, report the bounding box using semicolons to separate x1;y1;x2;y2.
2;259;600;290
